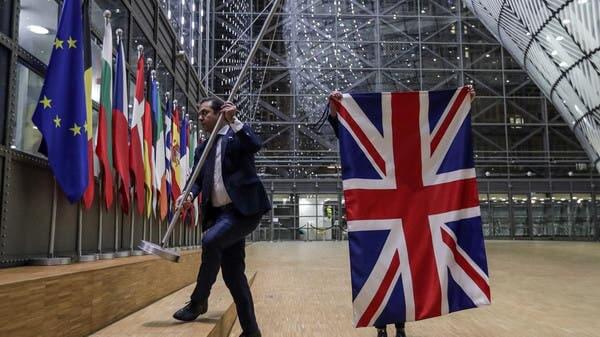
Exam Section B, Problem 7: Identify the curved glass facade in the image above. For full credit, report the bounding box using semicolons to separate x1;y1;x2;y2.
465;0;600;171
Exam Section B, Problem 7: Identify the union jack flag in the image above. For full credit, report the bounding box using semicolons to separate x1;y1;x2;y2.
330;87;491;327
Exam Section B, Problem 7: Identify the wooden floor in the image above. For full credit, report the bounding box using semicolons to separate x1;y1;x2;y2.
228;241;600;337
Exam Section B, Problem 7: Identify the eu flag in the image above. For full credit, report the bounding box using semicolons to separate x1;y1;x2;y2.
32;0;88;203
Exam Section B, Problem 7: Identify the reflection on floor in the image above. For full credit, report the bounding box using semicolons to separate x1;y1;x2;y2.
229;241;600;337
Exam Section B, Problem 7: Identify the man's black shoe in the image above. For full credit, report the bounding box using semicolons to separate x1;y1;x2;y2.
377;328;388;337
396;327;406;337
172;299;208;321
239;331;262;337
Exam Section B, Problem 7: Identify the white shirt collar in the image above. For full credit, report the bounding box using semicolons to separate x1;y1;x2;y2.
217;124;229;136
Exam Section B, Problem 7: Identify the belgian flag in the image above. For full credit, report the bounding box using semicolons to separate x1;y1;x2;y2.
82;0;95;208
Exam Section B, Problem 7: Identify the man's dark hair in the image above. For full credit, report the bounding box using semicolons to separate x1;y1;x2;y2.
200;97;224;114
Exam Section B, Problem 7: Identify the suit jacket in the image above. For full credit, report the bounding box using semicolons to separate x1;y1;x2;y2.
190;123;271;225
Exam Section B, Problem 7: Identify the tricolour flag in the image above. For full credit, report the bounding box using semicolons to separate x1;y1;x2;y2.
82;0;94;209
330;88;490;327
95;11;114;208
32;0;88;203
162;96;173;220
142;69;154;218
148;75;158;215
179;113;191;224
171;104;182;203
180;112;189;183
153;83;167;220
130;50;146;215
112;31;130;213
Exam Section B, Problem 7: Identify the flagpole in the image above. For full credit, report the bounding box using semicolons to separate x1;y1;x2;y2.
100;184;114;259
77;203;82;257
97;184;103;252
145;57;153;246
30;180;72;265
143;215;147;242
114;180;119;253
149;215;153;244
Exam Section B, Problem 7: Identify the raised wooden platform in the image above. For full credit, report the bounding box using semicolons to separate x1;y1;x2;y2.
0;250;201;337
90;273;256;337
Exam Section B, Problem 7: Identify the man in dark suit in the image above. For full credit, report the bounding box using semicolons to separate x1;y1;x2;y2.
173;98;271;337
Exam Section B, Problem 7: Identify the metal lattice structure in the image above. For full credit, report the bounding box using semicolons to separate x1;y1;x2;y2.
206;0;599;182
465;0;600;171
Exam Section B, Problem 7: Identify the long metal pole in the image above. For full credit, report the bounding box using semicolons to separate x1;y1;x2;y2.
159;0;282;247
77;203;83;256
114;180;119;252
149;216;153;243
49;179;58;257
130;201;135;250
97;184;103;252
143;216;147;241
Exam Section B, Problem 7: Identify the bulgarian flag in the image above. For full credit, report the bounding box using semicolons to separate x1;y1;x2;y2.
95;11;114;209
130;49;146;215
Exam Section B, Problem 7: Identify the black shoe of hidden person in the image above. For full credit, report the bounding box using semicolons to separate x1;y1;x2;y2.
377;328;388;337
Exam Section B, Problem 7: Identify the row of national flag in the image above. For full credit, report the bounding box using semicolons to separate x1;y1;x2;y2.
32;0;199;223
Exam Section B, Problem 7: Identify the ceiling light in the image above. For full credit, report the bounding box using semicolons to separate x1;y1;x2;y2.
27;25;49;35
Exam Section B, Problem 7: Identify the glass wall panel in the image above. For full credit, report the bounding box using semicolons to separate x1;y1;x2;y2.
0;0;12;37
379;0;418;16
512;193;529;237
531;193;552;237
572;193;592;237
13;63;43;154
552;193;571;237
463;44;502;70
299;194;317;240
18;0;59;64
0;45;8;144
479;193;491;237
90;40;102;104
272;194;297;240
489;193;510;236
420;0;459;16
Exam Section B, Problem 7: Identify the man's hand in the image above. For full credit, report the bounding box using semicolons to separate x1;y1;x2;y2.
328;91;343;118
466;85;476;101
176;192;194;210
221;101;237;123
